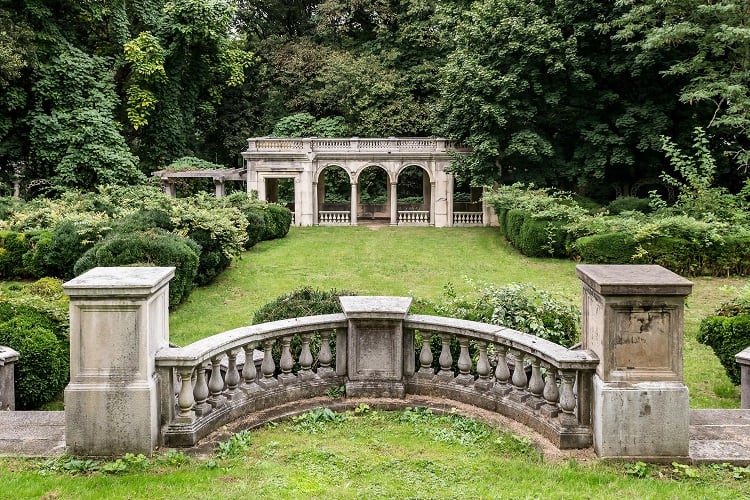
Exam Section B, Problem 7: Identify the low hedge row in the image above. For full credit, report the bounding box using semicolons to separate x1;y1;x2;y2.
502;209;569;258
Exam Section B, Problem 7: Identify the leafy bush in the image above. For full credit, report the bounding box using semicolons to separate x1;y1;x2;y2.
171;194;248;285
261;204;292;241
74;230;200;306
608;197;652;215
698;286;750;385
429;281;580;347
0;231;31;278
222;193;270;248
573;232;638;264
0;278;69;409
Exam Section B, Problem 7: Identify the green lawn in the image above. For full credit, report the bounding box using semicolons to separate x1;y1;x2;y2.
170;226;745;409
3;407;749;498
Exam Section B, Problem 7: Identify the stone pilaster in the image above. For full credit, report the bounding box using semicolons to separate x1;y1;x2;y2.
0;346;19;410
577;264;693;460
63;267;174;456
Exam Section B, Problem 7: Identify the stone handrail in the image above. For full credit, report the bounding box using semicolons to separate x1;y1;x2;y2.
319;211;351;224
737;347;750;409
398;211;429;224
155;311;597;448
246;137;465;154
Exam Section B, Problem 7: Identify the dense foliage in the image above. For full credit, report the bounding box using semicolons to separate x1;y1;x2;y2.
0;1;747;197
698;285;750;385
0;278;69;409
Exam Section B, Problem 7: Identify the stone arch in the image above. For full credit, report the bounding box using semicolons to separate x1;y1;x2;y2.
356;164;391;223
315;164;354;225
396;164;433;225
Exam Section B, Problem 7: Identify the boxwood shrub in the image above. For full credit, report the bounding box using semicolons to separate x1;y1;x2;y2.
607;197;652;215
0;231;31;278
0;278;69;409
698;315;750;386
262;204;293;241
573;232;638;264
74;229;200;307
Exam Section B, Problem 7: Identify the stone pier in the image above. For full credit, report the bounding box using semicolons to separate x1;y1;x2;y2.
577;264;693;461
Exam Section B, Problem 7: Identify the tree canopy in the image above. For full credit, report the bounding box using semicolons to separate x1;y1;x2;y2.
0;0;746;198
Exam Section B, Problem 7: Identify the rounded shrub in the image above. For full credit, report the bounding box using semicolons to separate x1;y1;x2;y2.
517;218;566;258
0;316;69;410
74;229;200;307
573;232;638;264
261;204;293;241
110;208;174;233
698;315;750;385
0;231;31;278
607;197;652;215
20;230;52;278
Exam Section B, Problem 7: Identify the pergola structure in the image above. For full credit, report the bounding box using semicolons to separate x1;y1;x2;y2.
241;137;490;227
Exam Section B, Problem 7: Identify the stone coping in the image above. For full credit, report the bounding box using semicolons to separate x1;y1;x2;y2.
576;264;693;296
737;346;750;364
0;346;19;364
339;296;412;319
63;267;175;298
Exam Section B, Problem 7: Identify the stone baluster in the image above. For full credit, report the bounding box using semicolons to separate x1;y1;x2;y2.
456;336;473;386
175;367;196;423
474;340;492;391
193;361;211;416
418;332;433;375
208;355;226;408
541;365;560;418
558;370;577;426
298;333;315;380
225;349;241;400
242;343;259;393
509;349;529;402
436;333;454;381
259;339;279;388
493;344;511;395
279;336;296;383
318;331;334;378
526;357;545;409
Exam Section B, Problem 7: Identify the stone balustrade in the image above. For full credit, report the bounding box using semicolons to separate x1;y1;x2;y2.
738;347;750;409
398;210;430;225
63;265;693;459
246;137;463;154
0;346;19;410
319;211;351;225
453;212;483;225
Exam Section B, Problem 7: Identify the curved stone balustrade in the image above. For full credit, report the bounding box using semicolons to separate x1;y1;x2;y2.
155;311;598;449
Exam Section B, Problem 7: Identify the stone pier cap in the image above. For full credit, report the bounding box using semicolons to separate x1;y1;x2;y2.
576;264;693;296
339;296;412;320
63;267;176;297
0;346;19;365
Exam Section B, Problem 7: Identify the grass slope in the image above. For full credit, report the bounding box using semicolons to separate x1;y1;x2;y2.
169;226;745;408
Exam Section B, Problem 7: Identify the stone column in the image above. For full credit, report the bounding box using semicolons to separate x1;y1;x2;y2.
213;177;225;197
339;296;412;398
0;346;19;410
390;182;398;226
312;181;319;225
161;179;176;198
576;264;693;460
350;183;358;225
63;267;174;456
737;347;750;409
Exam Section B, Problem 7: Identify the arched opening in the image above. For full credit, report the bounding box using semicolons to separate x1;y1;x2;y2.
397;165;431;225
452;175;484;225
357;165;390;222
317;165;351;224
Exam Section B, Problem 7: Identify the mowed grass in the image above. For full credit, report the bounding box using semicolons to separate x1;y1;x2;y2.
169;226;746;408
3;408;749;499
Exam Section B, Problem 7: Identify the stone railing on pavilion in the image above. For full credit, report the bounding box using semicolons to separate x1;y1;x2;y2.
63;265;694;461
398;211;430;225
453;212;483;225
246;137;465;154
319;211;351;225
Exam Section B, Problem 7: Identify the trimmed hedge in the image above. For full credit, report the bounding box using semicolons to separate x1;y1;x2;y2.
74;230;200;307
574;232;639;264
698;315;750;385
262;204;293;241
0;278;70;409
